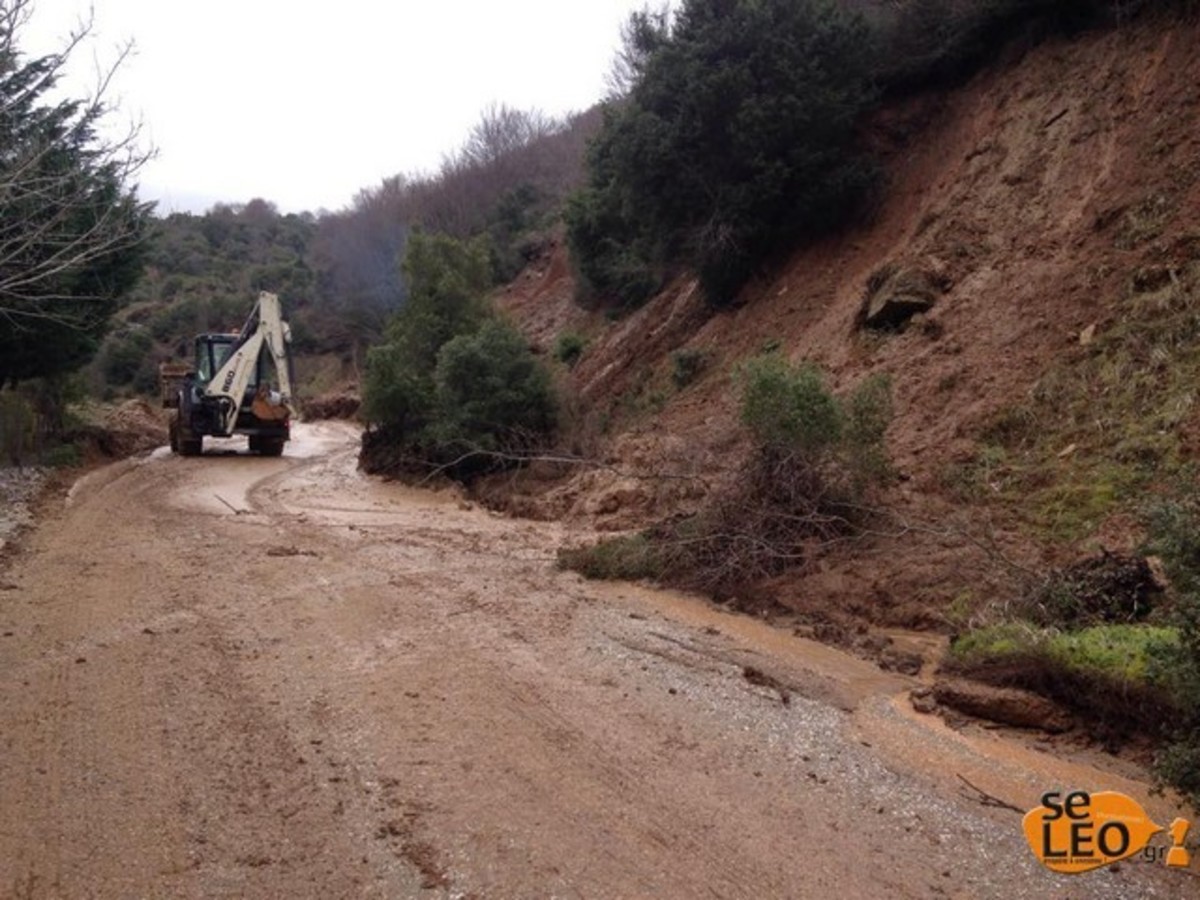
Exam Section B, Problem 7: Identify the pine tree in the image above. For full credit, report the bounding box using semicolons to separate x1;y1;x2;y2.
0;0;152;386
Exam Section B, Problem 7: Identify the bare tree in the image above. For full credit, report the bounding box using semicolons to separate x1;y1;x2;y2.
460;103;555;169
0;0;153;384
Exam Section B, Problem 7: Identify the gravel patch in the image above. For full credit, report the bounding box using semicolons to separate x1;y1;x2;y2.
0;466;47;552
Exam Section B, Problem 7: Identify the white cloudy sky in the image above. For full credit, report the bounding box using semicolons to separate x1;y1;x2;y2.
22;1;650;215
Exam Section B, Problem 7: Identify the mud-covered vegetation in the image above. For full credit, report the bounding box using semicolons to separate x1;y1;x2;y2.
943;497;1200;805
560;356;892;597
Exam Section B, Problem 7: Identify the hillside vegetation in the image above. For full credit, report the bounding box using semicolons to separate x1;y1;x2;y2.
566;0;1177;309
78;101;599;415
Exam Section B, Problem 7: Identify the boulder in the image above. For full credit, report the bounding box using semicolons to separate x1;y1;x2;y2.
858;264;945;331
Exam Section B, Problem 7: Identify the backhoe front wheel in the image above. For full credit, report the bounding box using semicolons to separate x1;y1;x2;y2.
169;416;202;456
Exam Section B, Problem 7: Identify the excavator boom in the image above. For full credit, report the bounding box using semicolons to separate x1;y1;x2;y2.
207;292;295;433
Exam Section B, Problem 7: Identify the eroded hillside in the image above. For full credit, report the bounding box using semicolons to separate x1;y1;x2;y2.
497;15;1200;630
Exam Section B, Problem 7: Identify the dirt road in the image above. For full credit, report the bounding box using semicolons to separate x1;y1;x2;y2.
0;423;1193;898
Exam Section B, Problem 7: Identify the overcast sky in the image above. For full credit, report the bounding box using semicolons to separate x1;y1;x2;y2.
22;1;650;215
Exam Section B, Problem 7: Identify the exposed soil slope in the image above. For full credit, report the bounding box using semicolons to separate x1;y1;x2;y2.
497;16;1200;624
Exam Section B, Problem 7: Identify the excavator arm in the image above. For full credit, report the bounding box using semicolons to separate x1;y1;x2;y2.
205;291;295;435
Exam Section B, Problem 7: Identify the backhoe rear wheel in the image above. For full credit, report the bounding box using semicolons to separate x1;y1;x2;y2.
249;435;284;457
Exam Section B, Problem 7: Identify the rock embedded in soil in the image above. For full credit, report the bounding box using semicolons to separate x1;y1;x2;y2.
880;647;924;676
910;688;938;715
857;263;946;331
933;678;1074;733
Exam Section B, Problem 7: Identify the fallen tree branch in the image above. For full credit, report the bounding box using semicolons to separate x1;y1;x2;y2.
401;443;715;491
956;774;1024;814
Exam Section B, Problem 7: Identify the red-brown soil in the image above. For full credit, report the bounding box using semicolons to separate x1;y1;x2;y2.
495;16;1200;634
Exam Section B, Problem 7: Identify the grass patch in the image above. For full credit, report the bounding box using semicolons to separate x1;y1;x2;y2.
1051;626;1178;684
959;261;1200;541
951;623;1178;686
947;622;1181;736
939;446;1011;503
557;534;663;582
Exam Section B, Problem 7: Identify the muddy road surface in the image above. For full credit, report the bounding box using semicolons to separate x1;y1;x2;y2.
1;423;1193;898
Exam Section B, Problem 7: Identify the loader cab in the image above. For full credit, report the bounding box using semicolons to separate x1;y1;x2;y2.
195;334;235;386
194;333;262;393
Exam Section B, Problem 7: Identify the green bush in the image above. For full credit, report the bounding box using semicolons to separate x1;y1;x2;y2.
361;233;556;479
844;373;894;483
1143;489;1200;806
738;354;892;483
559;355;893;594
671;348;707;388
486;184;547;284
739;354;843;456
567;0;878;307
662;356;891;593
565;184;662;309
554;332;587;368
361;232;493;436
433;319;556;453
102;328;155;387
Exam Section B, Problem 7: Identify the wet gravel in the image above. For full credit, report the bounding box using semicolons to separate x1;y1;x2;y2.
0;466;46;552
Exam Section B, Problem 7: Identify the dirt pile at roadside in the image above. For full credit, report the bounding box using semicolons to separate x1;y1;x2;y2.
303;391;361;421
85;399;168;458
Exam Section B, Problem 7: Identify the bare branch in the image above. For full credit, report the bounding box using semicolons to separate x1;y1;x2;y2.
0;0;153;384
957;774;1025;814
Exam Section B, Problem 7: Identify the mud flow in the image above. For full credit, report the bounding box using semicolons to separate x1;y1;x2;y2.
0;424;1192;898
